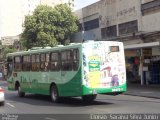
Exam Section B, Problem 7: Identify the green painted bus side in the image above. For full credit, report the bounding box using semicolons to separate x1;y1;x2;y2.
8;68;82;96
7;44;84;97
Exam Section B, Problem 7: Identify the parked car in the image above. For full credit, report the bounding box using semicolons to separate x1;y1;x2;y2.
0;87;5;106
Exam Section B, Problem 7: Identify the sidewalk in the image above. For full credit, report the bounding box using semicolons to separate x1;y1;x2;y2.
125;83;160;99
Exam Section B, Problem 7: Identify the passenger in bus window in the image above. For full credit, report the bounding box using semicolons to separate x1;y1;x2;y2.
44;62;49;71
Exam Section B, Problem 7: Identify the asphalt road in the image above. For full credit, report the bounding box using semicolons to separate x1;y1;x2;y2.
0;81;160;120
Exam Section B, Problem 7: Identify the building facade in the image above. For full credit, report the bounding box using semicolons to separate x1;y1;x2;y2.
73;0;160;85
1;35;20;46
73;0;142;42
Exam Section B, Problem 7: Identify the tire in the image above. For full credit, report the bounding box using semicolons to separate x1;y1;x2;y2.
18;85;25;97
50;85;60;103
82;95;97;103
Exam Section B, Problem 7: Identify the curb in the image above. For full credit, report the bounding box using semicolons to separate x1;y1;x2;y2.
124;93;160;99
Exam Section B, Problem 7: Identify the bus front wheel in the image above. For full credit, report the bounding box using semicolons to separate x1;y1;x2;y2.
18;85;25;97
50;85;60;103
82;95;97;103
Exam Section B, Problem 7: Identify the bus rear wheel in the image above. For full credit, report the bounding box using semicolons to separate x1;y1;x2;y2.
50;85;60;103
18;85;25;97
82;95;97;103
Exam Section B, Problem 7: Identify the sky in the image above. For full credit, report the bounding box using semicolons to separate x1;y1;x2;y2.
0;0;100;38
74;0;100;10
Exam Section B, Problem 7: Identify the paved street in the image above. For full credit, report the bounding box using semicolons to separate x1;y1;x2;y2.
1;81;160;115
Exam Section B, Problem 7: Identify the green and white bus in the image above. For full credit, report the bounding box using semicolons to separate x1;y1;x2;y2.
6;41;126;102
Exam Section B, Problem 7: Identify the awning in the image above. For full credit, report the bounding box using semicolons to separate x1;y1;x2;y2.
124;41;160;49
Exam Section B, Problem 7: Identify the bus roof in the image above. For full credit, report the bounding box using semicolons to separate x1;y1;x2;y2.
7;41;123;57
7;43;82;57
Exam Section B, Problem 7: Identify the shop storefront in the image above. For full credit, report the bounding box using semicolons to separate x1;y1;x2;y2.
125;49;141;83
146;47;160;84
124;42;160;85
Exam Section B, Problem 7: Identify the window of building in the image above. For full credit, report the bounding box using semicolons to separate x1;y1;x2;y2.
61;50;72;71
50;52;60;71
22;55;30;71
101;25;117;39
14;56;22;71
84;18;99;31
142;0;160;16
118;20;138;35
31;54;40;71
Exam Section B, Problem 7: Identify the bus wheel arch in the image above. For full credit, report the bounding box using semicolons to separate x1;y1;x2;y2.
15;81;25;97
50;83;60;103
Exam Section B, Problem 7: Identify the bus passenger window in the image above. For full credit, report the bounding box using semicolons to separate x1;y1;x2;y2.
73;49;79;71
40;53;49;71
22;55;30;71
31;55;36;71
31;54;40;71
35;54;40;71
50;52;60;71
14;56;22;71
61;50;72;71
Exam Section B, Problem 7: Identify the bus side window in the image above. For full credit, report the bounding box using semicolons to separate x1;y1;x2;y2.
61;50;72;71
50;52;60;71
40;53;49;71
35;54;40;71
31;54;40;71
73;49;79;71
14;56;22;72
22;55;30;71
31;55;36;71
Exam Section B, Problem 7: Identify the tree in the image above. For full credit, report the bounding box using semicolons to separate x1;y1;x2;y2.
0;46;16;61
21;4;78;49
3;47;16;58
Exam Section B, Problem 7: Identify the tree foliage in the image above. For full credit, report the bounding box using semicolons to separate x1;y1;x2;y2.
3;47;16;58
21;4;78;49
0;46;16;61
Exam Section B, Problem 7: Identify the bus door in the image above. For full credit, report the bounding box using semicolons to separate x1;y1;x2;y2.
7;56;14;89
61;50;73;93
60;49;81;96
